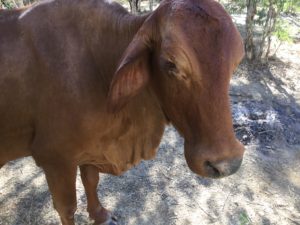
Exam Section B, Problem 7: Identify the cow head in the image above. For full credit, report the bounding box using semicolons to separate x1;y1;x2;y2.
108;0;245;178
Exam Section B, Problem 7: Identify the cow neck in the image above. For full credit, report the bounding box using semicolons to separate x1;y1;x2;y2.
78;3;149;91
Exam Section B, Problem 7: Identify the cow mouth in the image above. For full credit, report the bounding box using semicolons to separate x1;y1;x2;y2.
204;161;222;178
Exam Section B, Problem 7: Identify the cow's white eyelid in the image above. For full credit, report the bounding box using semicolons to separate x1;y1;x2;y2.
162;60;178;76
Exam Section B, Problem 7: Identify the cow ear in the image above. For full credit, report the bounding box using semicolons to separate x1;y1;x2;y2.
107;36;151;113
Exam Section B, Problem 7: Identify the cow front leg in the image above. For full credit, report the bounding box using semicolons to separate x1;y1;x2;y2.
80;164;117;225
43;163;77;225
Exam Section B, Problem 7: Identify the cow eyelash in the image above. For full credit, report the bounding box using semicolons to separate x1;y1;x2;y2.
164;60;178;75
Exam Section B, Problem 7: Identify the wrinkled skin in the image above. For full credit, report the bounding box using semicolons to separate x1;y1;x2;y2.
0;0;244;224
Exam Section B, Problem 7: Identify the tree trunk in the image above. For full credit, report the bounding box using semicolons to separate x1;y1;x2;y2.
245;0;256;61
14;0;24;7
257;0;277;61
149;0;154;11
128;0;140;14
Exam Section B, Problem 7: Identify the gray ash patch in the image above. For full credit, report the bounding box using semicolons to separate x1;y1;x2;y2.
232;100;300;146
272;102;300;145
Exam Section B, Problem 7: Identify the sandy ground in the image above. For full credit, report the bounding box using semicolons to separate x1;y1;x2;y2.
0;6;300;225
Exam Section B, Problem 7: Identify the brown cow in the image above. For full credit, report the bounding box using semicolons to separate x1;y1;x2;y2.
0;0;245;224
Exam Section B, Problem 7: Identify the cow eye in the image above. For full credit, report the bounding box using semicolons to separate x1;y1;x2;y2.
164;60;178;76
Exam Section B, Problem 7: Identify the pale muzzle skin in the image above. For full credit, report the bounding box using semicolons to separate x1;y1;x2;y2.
184;140;245;178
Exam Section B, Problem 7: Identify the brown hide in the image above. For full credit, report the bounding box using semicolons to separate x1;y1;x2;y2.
0;0;245;224
0;0;164;175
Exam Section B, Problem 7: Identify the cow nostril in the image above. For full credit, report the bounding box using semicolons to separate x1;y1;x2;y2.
204;161;221;178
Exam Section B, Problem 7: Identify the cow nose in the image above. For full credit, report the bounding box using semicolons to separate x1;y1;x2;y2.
204;158;242;178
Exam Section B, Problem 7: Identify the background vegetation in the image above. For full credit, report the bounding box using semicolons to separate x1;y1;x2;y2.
226;0;300;62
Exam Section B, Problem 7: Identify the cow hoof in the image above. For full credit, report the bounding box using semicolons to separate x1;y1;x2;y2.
92;208;117;225
98;215;118;225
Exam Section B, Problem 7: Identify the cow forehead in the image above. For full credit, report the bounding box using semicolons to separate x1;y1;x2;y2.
160;0;235;37
158;2;243;71
159;16;224;68
167;0;226;18
159;1;225;42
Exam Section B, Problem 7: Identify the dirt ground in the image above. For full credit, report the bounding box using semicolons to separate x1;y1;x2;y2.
0;8;300;225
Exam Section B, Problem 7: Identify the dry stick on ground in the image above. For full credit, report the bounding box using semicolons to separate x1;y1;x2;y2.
221;191;232;212
195;201;217;220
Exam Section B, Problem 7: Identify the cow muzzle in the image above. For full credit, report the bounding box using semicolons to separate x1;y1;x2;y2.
184;141;244;178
